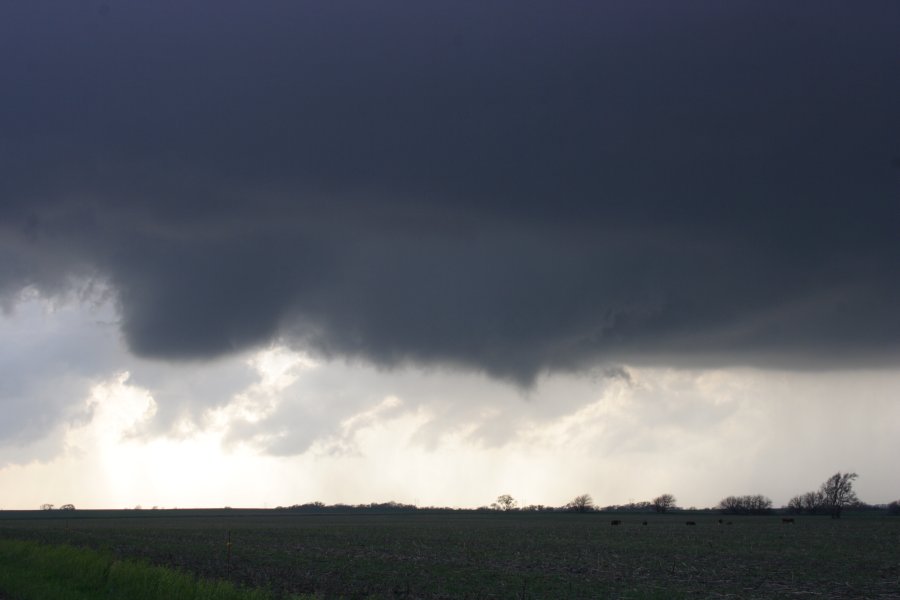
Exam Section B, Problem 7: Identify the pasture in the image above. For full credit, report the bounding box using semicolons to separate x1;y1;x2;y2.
0;509;897;599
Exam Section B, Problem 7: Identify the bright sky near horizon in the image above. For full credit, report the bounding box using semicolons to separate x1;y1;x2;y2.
1;2;899;510
2;291;898;510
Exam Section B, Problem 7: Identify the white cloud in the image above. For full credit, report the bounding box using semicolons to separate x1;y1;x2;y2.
1;295;898;510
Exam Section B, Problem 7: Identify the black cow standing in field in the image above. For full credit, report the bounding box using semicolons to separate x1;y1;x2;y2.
642;521;648;525
685;521;696;526
610;520;622;526
782;517;795;524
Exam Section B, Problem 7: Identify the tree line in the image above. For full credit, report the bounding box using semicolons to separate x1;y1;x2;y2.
489;472;884;519
487;472;895;518
38;472;900;516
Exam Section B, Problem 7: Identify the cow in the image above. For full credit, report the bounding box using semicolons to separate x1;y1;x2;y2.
781;517;795;524
685;521;696;526
642;520;648;526
610;519;622;526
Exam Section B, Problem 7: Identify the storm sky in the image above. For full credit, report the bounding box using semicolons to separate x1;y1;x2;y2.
1;1;898;509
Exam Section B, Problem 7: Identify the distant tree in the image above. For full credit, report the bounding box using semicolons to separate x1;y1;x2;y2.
719;496;743;514
282;501;327;512
718;495;772;515
789;473;859;517
604;501;653;513
652;494;677;513
820;472;858;519
888;500;900;516
40;504;54;510
748;494;772;513
59;504;76;511
567;494;595;513
494;494;518;511
787;490;826;515
802;490;826;514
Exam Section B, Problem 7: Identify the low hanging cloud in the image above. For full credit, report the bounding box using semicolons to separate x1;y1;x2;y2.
1;1;899;383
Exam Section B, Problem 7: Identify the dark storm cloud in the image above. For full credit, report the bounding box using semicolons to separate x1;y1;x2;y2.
1;1;899;382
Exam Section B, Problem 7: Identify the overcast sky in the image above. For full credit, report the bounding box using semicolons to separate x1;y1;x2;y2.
1;1;899;510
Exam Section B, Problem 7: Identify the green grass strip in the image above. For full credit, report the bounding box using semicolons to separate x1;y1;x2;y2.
0;539;309;600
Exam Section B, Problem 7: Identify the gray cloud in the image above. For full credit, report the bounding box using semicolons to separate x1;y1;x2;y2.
0;290;118;454
1;1;899;383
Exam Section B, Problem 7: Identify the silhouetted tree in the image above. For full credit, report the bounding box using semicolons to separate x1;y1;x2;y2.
567;494;595;513
786;495;802;514
717;495;772;515
787;490;826;515
522;504;552;512
820;472;858;519
40;504;54;510
603;501;653;513
493;494;518;511
720;496;742;514
652;494;677;513
59;504;76;511
802;490;826;514
888;500;900;516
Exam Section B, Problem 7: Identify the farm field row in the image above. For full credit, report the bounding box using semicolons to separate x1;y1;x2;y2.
1;510;897;599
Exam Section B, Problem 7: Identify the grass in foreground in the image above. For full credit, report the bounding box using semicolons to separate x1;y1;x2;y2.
0;539;309;600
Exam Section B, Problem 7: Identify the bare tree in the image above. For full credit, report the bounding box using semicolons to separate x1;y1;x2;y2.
718;495;772;515
494;494;518;511
40;503;54;510
787;490;826;515
820;472;858;519
652;494;677;513
802;490;826;514
719;496;743;514
59;504;76;511
567;494;595;513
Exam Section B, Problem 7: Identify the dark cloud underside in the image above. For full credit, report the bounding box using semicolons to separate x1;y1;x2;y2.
2;1;899;381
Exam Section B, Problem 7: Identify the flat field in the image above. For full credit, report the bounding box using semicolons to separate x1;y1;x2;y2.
0;510;898;599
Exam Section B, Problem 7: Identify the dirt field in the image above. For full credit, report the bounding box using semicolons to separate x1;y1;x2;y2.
1;509;898;599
